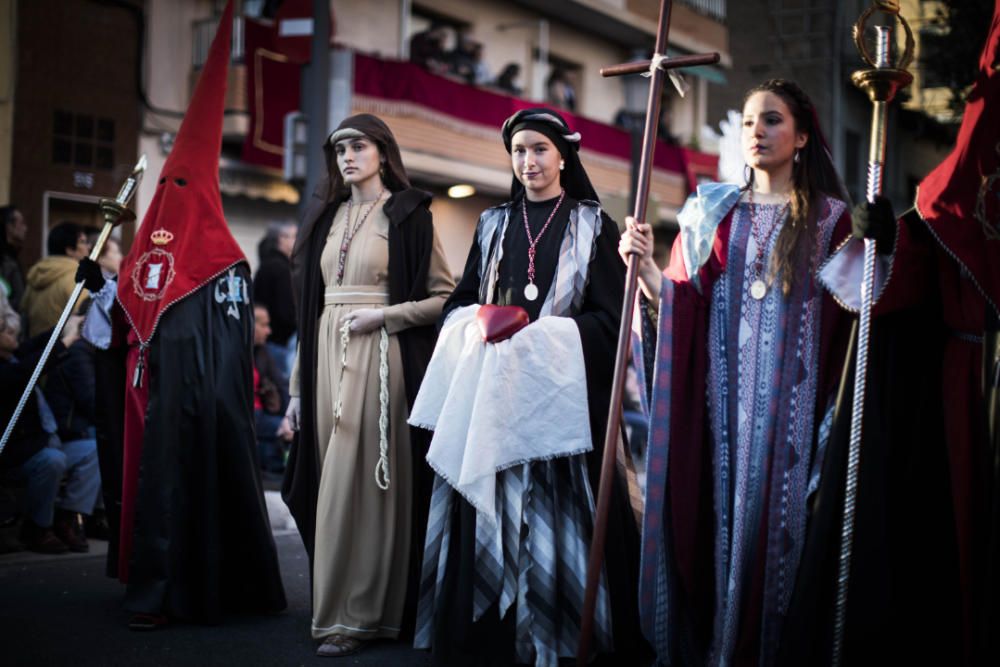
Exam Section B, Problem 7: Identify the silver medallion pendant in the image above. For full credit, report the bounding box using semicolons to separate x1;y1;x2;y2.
750;279;767;300
524;283;539;302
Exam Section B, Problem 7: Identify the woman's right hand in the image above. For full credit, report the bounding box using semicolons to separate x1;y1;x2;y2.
619;216;663;302
619;216;654;262
285;396;301;432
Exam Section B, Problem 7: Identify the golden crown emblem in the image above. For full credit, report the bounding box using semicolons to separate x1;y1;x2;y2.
150;228;174;246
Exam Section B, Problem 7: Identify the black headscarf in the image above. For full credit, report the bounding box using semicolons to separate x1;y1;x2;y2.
500;107;600;203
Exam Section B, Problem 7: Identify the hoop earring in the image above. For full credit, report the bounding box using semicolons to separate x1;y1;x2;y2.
744;164;752;184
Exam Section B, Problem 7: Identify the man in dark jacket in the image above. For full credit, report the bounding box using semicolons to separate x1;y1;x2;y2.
253;222;297;378
0;305;99;553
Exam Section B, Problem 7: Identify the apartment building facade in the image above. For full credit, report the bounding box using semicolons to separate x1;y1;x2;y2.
4;0;731;272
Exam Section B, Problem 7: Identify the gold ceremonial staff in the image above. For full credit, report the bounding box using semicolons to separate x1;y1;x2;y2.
833;3;913;664
0;155;146;457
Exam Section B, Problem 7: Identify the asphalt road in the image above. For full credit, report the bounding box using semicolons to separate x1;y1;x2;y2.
0;531;433;666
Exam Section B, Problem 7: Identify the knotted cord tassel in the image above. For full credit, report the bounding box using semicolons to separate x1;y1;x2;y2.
333;320;351;434
132;343;148;388
374;326;391;491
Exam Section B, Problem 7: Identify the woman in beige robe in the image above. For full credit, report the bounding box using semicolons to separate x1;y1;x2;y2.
285;114;454;658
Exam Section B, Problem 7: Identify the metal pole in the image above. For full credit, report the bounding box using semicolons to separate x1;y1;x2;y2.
398;0;411;60
0;156;146;457
300;0;331;219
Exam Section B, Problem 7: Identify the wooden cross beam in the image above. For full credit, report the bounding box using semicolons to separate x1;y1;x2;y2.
577;1;719;663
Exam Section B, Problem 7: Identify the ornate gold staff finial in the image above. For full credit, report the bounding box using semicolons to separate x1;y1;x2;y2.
853;0;916;73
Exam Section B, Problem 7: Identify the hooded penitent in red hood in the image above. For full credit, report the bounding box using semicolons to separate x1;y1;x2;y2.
916;1;1000;314
117;0;245;345
109;3;285;618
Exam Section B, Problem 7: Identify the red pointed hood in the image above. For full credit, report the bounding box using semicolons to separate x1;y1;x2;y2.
118;0;246;344
915;1;1000;314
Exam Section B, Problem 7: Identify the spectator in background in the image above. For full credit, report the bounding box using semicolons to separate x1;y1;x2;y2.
87;234;123;281
0;205;27;312
20;222;92;338
469;41;492;86
44;300;97;444
253;222;297;379
448;35;490;86
253;304;289;477
0;303;100;554
41;297;110;542
546;67;577;112
410;24;449;75
658;101;680;146
495;62;522;96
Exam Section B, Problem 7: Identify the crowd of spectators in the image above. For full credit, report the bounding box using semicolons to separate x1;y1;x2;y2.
0;207;295;553
409;24;529;99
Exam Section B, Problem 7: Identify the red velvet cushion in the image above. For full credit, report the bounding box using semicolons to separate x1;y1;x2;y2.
476;304;529;343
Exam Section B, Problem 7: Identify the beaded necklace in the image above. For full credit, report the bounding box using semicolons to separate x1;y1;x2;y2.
335;188;385;285
521;189;566;301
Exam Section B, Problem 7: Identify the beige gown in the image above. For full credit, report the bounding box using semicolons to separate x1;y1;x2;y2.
290;201;454;641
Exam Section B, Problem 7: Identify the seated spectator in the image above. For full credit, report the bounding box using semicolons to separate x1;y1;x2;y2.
0;303;100;554
546;67;577;112
253;223;297;380
495;62;522;96
470;42;492;86
253;304;289;476
20;221;92;338
448;36;490;85
44;300;97;443
1;205;27;312
410;24;449;75
42;297;110;541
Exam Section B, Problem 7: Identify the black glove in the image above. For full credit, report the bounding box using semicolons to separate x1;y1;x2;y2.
75;257;106;292
851;196;896;255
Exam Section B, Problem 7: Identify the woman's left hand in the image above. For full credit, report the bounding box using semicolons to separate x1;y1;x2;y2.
346;308;385;334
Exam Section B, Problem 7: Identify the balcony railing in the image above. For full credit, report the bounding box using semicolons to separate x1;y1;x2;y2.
680;0;726;21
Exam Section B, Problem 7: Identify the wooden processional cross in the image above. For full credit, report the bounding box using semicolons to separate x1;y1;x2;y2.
576;1;719;663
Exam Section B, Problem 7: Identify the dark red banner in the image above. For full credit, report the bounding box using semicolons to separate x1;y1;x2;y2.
241;18;302;170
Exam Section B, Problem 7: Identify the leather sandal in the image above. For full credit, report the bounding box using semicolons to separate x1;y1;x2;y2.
316;634;365;657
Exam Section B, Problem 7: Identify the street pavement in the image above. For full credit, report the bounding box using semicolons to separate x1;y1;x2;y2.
0;493;433;666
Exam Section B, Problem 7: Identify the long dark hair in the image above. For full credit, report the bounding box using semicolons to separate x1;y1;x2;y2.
322;114;411;203
743;79;845;295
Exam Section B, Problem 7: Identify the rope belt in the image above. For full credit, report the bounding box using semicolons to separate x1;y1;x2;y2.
326;285;391;491
324;286;389;305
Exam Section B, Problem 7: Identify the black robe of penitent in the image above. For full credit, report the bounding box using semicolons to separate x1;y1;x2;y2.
120;264;287;621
